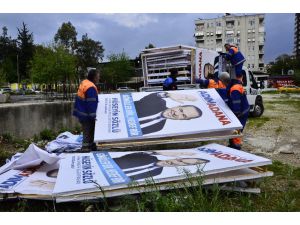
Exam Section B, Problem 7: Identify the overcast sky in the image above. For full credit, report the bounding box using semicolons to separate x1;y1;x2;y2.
0;13;295;63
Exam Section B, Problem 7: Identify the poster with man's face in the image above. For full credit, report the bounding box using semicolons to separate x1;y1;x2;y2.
94;89;242;142
194;48;219;80
53;143;271;197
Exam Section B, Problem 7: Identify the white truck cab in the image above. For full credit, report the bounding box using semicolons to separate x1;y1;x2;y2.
139;45;264;117
240;67;264;117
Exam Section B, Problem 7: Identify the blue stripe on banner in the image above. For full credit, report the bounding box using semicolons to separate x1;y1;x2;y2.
120;93;143;137
93;152;131;186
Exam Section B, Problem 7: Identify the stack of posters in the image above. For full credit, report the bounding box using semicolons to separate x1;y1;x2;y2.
95;89;243;148
0;144;273;203
52;143;272;202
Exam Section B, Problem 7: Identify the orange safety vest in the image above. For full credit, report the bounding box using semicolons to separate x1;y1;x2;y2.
208;79;226;89
230;46;239;54
230;83;245;95
77;79;98;99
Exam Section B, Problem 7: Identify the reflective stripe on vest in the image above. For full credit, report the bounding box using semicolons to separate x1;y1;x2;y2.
77;79;98;99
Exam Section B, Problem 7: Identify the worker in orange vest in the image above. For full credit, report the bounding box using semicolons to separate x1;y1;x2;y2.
195;73;226;89
224;43;246;79
226;75;250;150
73;69;100;151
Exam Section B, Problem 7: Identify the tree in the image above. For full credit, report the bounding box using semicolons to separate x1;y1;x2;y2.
30;45;76;85
268;54;297;75
102;51;134;85
267;54;300;85
76;33;104;77
17;22;34;82
0;26;18;83
145;43;155;49
54;22;77;53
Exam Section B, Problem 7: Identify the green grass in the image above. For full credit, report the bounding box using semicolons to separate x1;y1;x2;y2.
247;116;271;128
271;100;300;110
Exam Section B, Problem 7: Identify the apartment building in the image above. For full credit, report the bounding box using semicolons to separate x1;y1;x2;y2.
195;14;265;71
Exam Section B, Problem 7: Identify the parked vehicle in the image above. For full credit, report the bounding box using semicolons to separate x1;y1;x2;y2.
139;45;264;117
0;87;12;94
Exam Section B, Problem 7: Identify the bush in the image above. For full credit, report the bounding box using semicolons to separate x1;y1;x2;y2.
1;133;13;143
39;129;55;141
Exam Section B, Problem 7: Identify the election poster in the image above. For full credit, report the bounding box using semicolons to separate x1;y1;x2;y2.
55;168;273;202
14;162;60;196
195;48;219;80
0;167;38;194
94;89;242;143
53;143;271;197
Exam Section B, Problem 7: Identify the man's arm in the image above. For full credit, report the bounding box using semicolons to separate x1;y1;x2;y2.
85;87;98;119
225;48;234;60
230;90;242;117
195;78;209;88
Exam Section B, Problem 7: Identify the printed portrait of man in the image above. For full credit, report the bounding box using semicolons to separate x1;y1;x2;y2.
133;92;202;135
113;151;209;181
203;63;215;79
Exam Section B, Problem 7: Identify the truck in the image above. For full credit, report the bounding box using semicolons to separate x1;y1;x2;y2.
140;45;264;117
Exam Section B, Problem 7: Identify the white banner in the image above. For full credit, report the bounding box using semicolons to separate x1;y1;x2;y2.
53;143;271;196
94;89;242;142
195;49;219;80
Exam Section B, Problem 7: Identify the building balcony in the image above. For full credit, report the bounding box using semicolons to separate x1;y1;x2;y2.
216;30;222;35
225;30;234;35
259;27;265;33
196;39;205;43
195;31;204;37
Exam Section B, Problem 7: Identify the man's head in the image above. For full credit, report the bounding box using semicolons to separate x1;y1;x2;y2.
224;43;231;51
162;105;202;120
156;158;209;167
218;72;230;86
169;68;178;78
203;63;214;79
87;69;100;84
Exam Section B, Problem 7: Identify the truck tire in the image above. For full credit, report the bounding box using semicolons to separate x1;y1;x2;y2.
251;102;264;117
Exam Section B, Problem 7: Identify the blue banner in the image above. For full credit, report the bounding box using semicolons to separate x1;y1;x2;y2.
120;93;143;137
93;152;131;186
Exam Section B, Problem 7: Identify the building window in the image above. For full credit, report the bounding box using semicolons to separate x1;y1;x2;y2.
216;21;221;27
253;46;255;50
249;19;255;26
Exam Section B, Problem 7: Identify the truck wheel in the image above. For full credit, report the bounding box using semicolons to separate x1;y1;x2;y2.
251;103;264;117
